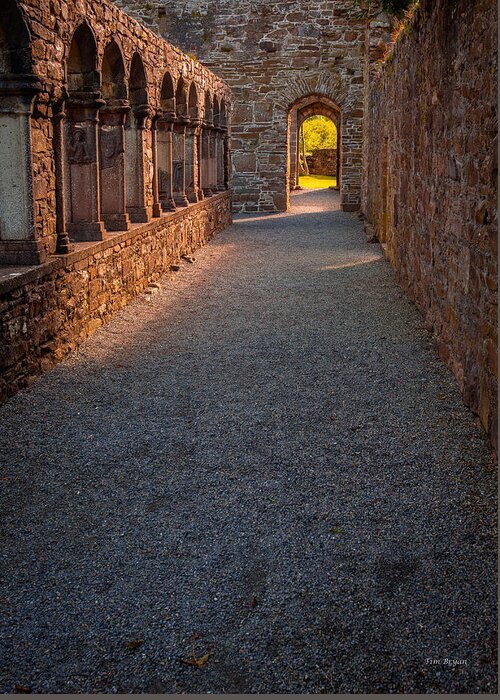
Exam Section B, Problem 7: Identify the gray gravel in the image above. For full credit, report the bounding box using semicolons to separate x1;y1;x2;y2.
0;189;497;693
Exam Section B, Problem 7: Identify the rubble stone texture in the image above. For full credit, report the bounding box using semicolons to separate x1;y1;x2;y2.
115;0;391;213
364;0;498;449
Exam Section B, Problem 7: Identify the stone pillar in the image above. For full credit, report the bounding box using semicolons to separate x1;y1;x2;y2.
157;114;176;213
150;114;162;217
64;95;106;242
202;124;212;198
335;129;341;191
0;75;47;265
209;127;218;194
125;104;152;223
222;127;230;190
196;125;204;200
53;100;72;254
99;103;130;231
173;118;189;207
186;120;200;203
288;109;300;191
216;127;225;191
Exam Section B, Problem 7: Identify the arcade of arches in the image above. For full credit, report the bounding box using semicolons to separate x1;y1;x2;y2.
0;0;230;266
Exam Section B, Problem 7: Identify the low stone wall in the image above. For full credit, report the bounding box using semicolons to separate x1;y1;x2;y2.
0;192;231;403
308;149;337;177
363;0;498;449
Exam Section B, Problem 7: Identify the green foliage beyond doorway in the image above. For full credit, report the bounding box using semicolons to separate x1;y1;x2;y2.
301;116;337;154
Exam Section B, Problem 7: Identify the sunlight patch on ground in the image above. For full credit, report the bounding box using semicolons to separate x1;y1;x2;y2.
299;175;337;189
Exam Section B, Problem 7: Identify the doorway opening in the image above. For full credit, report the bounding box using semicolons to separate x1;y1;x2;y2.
288;94;341;207
298;115;337;190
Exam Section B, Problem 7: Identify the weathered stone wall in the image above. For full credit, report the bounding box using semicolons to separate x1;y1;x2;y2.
0;192;231;403
0;0;231;263
363;0;498;449
115;0;391;212
308;148;337;177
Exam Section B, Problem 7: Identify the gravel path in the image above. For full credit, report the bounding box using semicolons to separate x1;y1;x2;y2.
0;189;497;693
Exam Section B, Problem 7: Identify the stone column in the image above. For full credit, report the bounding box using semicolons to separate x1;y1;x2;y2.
202;124;212;198
186;119;200;203
209;127;218;194
126;104;152;223
150;114;162;217
196;125;204;200
222;127;230;190
216;127;225;191
0;75;47;265
335;130;341;191
99;102;130;231
173;118;189;207
65;95;106;242
53;100;72;254
157;114;176;213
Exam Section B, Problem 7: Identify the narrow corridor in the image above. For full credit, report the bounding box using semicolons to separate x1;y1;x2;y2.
0;189;496;693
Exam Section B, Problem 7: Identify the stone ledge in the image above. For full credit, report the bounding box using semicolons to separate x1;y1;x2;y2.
0;191;231;296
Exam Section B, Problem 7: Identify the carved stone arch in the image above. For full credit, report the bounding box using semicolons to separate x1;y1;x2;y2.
0;0;33;75
160;72;175;114
220;97;227;128
66;21;99;96
129;52;148;109
175;75;187;118
290;93;341;129
101;38;127;103
187;81;199;120
213;95;220;128
274;71;348;114
204;90;213;124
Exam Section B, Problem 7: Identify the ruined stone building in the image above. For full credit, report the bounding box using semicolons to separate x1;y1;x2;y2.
116;0;391;213
0;0;498;448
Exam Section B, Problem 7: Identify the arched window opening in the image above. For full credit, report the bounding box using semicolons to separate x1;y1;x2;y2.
175;76;187;119
220;98;229;190
125;52;150;222
67;24;99;95
0;0;32;75
102;40;127;103
172;76;188;206
63;22;104;243
99;39;130;231
0;0;44;265
201;91;213;197
156;71;176;213
160;72;175;114
212;96;223;192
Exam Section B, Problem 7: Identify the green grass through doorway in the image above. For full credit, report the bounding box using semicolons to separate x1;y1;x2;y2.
299;175;337;189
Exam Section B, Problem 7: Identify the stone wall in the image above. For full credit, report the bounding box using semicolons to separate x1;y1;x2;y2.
308;148;337;177
115;0;391;212
363;0;498;449
0;192;231;403
0;0;231;265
